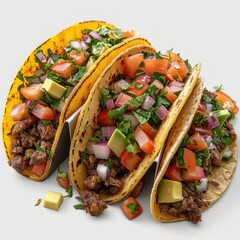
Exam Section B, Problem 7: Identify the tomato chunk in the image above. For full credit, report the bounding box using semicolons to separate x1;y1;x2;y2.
141;59;169;75
138;122;157;139
165;163;182;181
186;132;208;152
32;162;47;177
182;148;196;171
191;124;212;136
182;166;205;182
97;109;114;126
166;66;183;82
32;103;56;120
56;170;70;190
214;90;239;115
120;197;143;220
126;83;149;97
120;150;142;171
134;127;154;154
50;59;72;78
163;86;178;104
177;61;189;77
10;103;30;121
123;53;144;79
115;93;134;110
67;50;87;66
20;83;44;100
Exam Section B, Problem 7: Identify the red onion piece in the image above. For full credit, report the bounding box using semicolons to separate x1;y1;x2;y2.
106;98;115;109
168;80;184;93
196;178;208;192
156;105;169;120
123;114;139;129
206;103;213;114
47;57;54;65
36;52;47;64
83;35;91;44
141;95;155;110
114;79;129;93
204;114;220;129
102;126;116;139
96;164;110;182
89;30;102;41
92;142;111;159
79;41;89;50
70;40;83;49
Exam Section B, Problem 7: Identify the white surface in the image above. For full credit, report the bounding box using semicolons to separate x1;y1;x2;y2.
0;1;239;240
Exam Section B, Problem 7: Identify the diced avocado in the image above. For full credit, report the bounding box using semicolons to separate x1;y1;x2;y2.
212;110;230;132
157;179;183;203
42;78;66;99
92;42;109;58
86;56;96;71
221;150;233;161
43;191;63;211
107;31;121;40
107;129;128;157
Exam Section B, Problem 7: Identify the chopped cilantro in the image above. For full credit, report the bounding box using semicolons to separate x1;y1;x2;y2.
127;202;139;215
17;72;25;82
132;109;151;124
108;104;128;119
213;85;223;91
80;152;89;160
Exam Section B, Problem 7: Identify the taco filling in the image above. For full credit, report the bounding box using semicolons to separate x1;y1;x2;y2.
8;26;137;176
77;51;192;216
157;88;238;223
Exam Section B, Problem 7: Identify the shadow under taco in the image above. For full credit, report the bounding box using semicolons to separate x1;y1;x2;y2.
69;44;201;216
2;20;151;181
150;78;238;223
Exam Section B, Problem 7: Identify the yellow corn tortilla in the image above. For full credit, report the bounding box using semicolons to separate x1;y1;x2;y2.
2;20;151;181
69;44;201;204
150;77;237;222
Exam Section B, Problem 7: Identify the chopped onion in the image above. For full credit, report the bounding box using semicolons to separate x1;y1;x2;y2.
70;40;82;49
206;103;213;114
196;178;208;192
89;30;102;41
204;114;220;129
156;105;169;120
35;52;47;64
205;135;213;145
102;126;116;139
141;95;155;110
40;74;47;82
92;142;111;159
168;80;184;93
79;40;89;50
47;57;54;64
114;79;129;93
57;99;65;112
96;164;110;182
123;114;139;129
106;98;115;109
86;142;94;154
35;69;44;76
83;35;91;44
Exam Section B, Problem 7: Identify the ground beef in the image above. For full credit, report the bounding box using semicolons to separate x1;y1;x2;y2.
9;155;29;173
84;175;101;191
11;117;37;135
37;122;56;141
29;151;48;166
11;146;24;154
84;155;98;170
104;177;123;195
210;148;221;166
28;124;40;137
226;123;237;141
20;132;37;149
80;190;107;216
161;182;209;224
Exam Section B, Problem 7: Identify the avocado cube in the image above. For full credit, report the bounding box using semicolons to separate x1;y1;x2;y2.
212;109;230;132
42;78;66;99
157;179;183;203
107;129;128;157
43;191;63;211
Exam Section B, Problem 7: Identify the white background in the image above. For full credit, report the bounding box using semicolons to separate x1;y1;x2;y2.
0;0;239;239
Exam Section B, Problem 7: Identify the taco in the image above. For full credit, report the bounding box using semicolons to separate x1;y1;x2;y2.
150;80;238;223
69;44;201;216
2;20;151;181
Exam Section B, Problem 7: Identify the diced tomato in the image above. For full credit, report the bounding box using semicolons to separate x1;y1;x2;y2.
182;148;196;171
50;59;72;78
191;124;212;136
165;163;182;181
10;103;30;121
135;74;151;84
67;50;87;66
20;83;44;100
165;65;183;82
119;30;137;38
186;132;208;152
138;122;157;139
197;102;207;114
182;166;205;182
133;127;154;154
120;196;143;220
32;162;47;177
164;51;181;62
120;150;142;171
163;86;178;104
115;93;134;110
214;90;239;115
97;109;114;126
56;170;70;190
126;83;149;97
141;59;169;76
177;61;189;77
32;103;56;120
123;53;144;79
